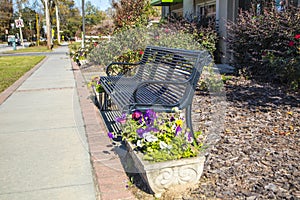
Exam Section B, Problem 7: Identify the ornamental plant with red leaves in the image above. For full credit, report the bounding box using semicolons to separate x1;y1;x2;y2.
227;6;300;90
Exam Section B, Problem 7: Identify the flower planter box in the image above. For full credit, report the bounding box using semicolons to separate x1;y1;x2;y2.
92;86;105;109
126;142;206;198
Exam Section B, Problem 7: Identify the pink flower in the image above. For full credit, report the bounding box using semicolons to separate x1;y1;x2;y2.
288;41;295;47
139;50;144;55
295;34;300;40
132;110;142;121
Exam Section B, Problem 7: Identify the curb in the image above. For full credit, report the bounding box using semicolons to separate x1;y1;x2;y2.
0;56;48;105
71;61;137;200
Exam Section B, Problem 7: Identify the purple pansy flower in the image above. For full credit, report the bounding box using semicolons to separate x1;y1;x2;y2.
144;109;157;126
175;126;182;136
170;116;175;122
137;128;145;138
116;113;127;124
107;132;114;139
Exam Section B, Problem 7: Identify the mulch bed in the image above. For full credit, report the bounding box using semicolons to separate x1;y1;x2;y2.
184;76;300;200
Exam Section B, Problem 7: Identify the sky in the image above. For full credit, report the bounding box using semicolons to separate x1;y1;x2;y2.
76;0;111;11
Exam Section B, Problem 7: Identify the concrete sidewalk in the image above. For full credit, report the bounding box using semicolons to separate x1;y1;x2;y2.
0;46;97;200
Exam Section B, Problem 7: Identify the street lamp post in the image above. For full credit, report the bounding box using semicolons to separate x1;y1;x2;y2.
29;20;32;41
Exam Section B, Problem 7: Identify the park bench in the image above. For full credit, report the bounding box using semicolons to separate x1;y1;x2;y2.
99;46;212;132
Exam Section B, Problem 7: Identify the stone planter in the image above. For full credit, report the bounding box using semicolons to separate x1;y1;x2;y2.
126;142;206;198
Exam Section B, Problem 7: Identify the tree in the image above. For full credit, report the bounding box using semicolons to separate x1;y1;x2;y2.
56;0;82;39
0;0;13;38
15;7;37;41
85;1;106;27
112;0;158;30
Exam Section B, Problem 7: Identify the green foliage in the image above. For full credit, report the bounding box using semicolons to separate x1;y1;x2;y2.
88;25;204;69
115;49;144;64
88;76;104;93
69;40;97;62
198;64;225;93
227;6;300;89
112;0;158;31
85;1;106;27
160;16;218;57
57;0;82;38
113;108;204;162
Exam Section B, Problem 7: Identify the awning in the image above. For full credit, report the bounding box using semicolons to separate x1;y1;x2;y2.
151;0;183;6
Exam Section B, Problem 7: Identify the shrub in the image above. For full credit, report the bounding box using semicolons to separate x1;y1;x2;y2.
160;16;218;58
227;6;300;89
112;0;158;31
87;25;204;67
88;16;218;66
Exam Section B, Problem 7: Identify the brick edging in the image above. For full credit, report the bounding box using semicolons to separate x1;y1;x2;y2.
71;61;137;200
0;56;48;105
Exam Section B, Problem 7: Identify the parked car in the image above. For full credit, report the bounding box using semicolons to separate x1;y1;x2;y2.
7;35;21;46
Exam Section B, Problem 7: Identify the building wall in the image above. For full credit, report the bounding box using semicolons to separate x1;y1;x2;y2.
170;3;184;16
160;0;300;63
183;0;194;17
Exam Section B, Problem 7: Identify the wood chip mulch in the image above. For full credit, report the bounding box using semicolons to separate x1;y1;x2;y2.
186;76;300;200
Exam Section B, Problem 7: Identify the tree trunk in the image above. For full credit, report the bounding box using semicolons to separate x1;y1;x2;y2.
44;0;51;49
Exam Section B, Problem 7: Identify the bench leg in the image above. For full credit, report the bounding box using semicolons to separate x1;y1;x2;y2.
101;92;109;111
186;104;194;134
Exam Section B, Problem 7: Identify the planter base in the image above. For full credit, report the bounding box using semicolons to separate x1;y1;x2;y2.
126;143;205;198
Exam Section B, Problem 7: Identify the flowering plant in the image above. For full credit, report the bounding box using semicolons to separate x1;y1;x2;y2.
288;34;300;55
88;76;104;93
108;108;204;162
260;33;300;90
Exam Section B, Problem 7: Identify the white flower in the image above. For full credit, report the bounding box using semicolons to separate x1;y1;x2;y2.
159;141;172;150
144;132;158;142
180;113;185;120
137;140;143;147
185;131;194;143
172;107;180;113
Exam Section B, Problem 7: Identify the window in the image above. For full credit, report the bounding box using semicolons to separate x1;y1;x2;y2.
196;1;216;17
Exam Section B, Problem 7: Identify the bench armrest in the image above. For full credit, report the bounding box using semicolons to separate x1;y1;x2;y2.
106;62;140;76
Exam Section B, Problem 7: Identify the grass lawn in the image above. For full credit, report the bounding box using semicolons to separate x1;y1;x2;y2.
4;45;52;53
0;56;45;92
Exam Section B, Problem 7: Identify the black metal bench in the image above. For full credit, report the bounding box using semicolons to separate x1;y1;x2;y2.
100;46;212;132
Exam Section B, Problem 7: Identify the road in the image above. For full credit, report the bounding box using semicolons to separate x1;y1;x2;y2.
0;42;30;53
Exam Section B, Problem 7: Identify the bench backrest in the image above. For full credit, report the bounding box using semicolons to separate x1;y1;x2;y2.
134;46;212;109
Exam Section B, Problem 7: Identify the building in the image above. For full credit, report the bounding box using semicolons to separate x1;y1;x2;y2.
151;0;300;63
